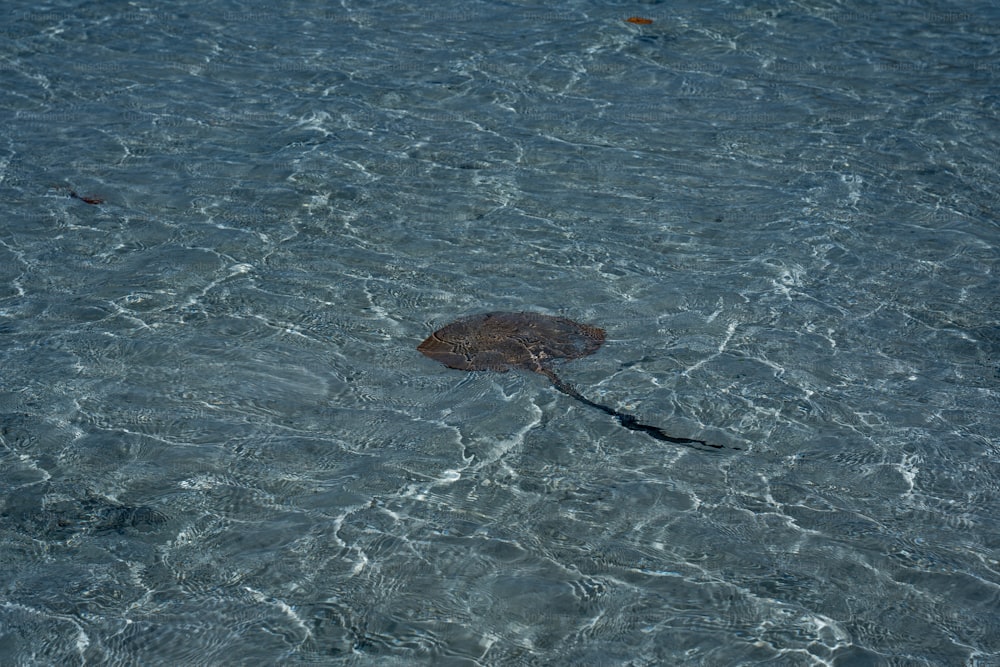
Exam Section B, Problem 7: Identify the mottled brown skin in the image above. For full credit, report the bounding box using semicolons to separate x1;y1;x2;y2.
69;190;103;205
418;311;605;373
418;312;721;450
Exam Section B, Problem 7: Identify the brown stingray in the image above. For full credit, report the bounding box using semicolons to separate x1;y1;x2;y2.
418;312;721;449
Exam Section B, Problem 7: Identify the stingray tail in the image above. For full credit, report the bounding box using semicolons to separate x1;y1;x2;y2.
538;368;725;450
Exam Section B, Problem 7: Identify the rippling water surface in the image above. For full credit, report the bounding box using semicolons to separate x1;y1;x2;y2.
2;0;998;664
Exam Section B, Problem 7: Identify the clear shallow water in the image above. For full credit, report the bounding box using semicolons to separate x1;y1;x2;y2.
1;0;998;664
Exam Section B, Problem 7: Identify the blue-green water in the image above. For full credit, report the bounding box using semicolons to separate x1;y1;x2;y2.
1;1;998;664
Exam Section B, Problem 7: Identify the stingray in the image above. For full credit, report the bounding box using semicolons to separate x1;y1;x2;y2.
417;312;722;450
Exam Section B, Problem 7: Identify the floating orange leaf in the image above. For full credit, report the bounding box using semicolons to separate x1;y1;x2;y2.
626;16;653;25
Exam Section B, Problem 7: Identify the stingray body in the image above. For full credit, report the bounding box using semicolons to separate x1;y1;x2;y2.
418;312;720;449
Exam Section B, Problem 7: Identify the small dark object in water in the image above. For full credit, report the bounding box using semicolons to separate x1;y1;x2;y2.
69;190;103;205
418;312;723;450
94;504;169;533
